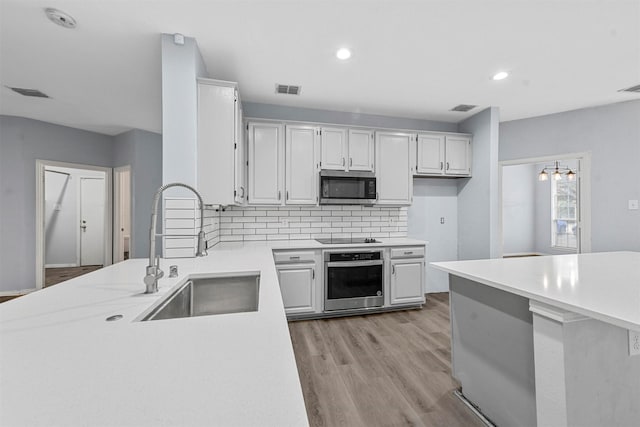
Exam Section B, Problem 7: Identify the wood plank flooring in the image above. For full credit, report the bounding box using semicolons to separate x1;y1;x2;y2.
288;293;485;427
45;265;102;287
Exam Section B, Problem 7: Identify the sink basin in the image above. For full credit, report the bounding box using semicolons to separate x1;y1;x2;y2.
141;273;260;321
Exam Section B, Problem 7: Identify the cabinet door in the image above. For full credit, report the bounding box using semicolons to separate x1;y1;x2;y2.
248;122;283;205
416;133;445;175
445;135;471;176
375;131;414;205
286;125;318;205
277;264;316;315
320;127;347;170
234;92;246;204
390;259;425;305
348;129;374;171
197;81;236;205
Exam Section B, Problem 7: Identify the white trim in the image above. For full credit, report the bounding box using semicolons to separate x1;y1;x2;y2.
498;152;592;258
35;160;113;289
44;263;78;268
0;289;36;297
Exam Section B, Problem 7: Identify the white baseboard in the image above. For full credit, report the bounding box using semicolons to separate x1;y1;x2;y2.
0;289;36;297
45;263;78;268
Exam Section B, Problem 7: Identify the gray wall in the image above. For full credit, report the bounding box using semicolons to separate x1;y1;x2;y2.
500;100;640;252
502;163;536;254
457;107;501;260
113;129;163;258
0;116;113;291
161;33;208;199
243;102;458;132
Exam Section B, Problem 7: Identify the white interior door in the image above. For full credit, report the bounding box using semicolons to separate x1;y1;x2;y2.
80;177;105;266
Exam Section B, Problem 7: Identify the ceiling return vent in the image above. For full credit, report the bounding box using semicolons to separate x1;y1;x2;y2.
7;87;50;98
275;84;301;95
618;84;640;93
450;104;477;112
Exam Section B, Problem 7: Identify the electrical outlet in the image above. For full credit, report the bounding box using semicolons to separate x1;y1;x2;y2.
629;330;640;356
628;200;639;210
281;218;289;227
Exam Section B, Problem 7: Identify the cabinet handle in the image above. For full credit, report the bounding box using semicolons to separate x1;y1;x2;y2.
440;161;443;170
286;191;289;200
278;191;281;200
376;192;379;201
392;265;395;275
349;158;353;167
342;157;345;166
312;268;315;279
446;162;450;170
404;251;413;255
289;256;300;260
240;186;245;198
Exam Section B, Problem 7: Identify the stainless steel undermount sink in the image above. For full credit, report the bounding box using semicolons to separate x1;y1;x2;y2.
141;273;260;321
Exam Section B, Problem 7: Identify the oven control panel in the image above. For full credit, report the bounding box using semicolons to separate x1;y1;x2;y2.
327;251;382;262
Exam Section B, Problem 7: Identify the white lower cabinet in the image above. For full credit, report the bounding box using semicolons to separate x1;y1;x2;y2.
389;247;425;306
274;250;319;316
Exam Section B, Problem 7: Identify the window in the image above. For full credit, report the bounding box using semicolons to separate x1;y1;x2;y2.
551;177;577;249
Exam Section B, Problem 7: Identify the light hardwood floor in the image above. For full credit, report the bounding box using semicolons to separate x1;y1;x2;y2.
288;293;485;427
45;265;102;287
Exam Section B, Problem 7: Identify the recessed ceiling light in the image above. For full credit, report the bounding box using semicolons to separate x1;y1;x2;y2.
336;48;351;60
492;71;509;81
44;8;77;29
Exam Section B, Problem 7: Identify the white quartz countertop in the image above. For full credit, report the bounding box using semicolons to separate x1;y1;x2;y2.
0;247;308;427
432;251;640;330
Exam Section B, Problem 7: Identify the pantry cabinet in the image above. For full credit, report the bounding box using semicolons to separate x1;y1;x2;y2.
375;131;414;205
416;133;472;177
196;78;245;205
285;125;318;204
247;122;284;205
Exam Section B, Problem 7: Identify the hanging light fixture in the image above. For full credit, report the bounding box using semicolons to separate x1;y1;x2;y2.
538;161;576;181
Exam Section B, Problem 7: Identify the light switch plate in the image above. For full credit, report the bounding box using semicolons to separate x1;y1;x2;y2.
628;200;639;210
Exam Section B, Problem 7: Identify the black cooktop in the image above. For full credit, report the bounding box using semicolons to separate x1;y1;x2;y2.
315;238;380;245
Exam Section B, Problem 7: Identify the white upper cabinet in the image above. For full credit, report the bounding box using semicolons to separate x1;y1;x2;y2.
320;127;374;172
285;125;318;205
196;78;245;205
416;133;472;177
247;122;284;205
375;131;414;205
444;135;472;176
416;133;445;174
320;127;347;170
348;129;374;171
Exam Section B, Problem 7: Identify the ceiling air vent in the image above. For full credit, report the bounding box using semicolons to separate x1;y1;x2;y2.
450;104;477;112
618;84;640;93
7;87;50;98
275;84;301;95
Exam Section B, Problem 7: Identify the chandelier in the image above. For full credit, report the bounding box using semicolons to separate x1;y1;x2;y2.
538;161;576;181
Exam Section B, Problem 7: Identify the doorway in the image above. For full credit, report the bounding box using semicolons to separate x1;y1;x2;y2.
113;166;132;263
499;152;592;257
36;160;113;289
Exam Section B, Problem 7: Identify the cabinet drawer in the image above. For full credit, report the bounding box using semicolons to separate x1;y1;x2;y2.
273;250;316;264
390;247;425;259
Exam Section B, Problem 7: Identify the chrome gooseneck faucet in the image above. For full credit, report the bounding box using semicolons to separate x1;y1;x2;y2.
144;182;208;293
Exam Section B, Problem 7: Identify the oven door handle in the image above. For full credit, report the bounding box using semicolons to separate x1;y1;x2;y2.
326;260;384;268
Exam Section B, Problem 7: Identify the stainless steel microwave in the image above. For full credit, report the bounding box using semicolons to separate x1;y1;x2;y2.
319;171;377;205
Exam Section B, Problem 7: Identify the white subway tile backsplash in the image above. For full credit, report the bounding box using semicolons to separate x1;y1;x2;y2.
214;205;407;243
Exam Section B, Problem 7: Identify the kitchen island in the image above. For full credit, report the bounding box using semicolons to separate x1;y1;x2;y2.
433;252;640;427
0;247;308;427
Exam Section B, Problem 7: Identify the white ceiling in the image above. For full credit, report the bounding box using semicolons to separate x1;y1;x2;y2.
1;0;639;135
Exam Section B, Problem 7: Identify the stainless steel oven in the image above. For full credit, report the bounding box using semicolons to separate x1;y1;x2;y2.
319;171;377;205
324;250;384;311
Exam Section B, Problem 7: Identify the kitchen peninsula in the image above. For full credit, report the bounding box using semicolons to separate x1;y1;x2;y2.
433;252;640;427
